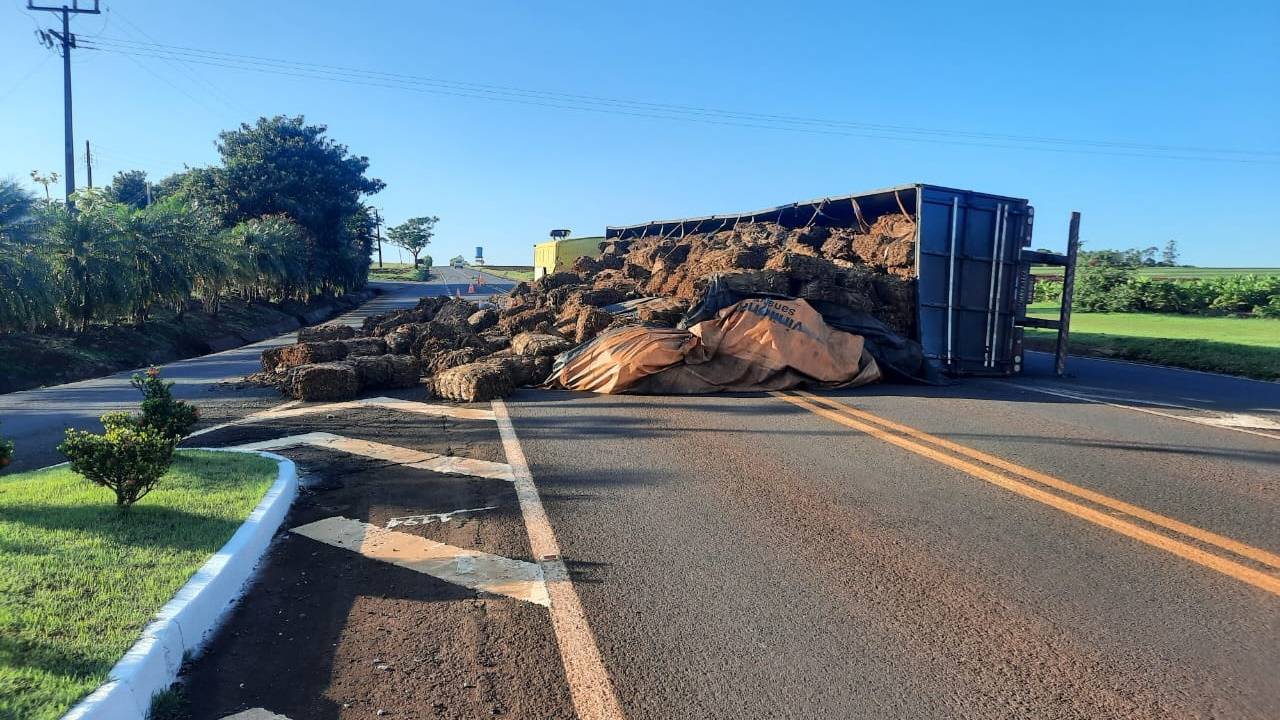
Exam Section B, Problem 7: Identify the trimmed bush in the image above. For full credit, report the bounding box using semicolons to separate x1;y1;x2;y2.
0;427;12;471
131;366;199;439
58;419;178;506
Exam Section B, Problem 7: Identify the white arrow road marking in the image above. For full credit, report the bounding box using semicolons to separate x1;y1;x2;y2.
221;710;291;720
387;506;498;528
291;516;549;606
230;431;515;481
188;396;496;439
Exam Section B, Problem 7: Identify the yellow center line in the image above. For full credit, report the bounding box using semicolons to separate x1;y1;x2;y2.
793;390;1280;570
772;391;1280;597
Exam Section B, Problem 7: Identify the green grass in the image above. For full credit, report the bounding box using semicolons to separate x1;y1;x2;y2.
479;265;535;282
368;262;428;281
1031;266;1280;280
0;451;278;720
1024;302;1280;380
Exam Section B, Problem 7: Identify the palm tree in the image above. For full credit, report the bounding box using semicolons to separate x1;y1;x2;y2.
109;197;197;326
0;180;56;332
230;214;307;301
44;191;128;332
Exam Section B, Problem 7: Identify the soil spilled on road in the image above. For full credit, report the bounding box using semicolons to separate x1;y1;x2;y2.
174;402;575;719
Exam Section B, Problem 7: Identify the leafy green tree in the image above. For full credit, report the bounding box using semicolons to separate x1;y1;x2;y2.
29;170;60;202
213;116;384;295
387;215;438;266
105;169;151;209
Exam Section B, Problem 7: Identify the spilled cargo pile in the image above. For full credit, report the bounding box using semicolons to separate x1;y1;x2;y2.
251;214;929;402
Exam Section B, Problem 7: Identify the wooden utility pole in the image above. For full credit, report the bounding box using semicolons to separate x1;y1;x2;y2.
1055;212;1081;377
84;139;92;188
29;0;100;206
373;208;384;268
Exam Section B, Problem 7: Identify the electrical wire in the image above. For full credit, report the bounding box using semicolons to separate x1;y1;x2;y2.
81;35;1277;157
76;35;1279;164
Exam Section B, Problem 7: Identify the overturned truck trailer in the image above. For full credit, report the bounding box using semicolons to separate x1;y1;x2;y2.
607;184;1078;377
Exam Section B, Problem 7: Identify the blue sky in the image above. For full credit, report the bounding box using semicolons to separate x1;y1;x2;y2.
2;1;1277;266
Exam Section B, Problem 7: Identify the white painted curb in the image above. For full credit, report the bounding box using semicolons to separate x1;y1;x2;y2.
62;450;299;720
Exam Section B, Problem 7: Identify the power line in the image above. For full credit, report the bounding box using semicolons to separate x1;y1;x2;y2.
76;34;1280;163
80;34;1280;160
0;53;53;104
108;6;243;115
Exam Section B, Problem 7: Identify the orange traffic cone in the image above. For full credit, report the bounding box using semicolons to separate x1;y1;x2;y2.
455;289;462;298
468;284;476;294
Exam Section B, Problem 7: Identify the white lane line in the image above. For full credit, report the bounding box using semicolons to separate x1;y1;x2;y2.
492;399;625;720
1008;383;1280;440
231;432;515;481
221;708;291;719
291;516;549;606
188;396;496;440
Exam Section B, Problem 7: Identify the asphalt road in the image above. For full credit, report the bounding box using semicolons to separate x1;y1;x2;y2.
5;275;1277;717
0;276;509;472
507;362;1279;718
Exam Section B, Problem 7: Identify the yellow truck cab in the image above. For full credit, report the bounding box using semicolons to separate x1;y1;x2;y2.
533;236;604;279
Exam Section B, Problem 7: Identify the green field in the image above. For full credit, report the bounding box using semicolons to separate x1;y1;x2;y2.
1023;302;1280;380
480;265;535;282
0;451;278;719
368;262;428;281
1031;266;1280;280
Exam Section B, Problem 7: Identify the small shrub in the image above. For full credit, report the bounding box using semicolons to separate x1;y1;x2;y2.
59;422;177;507
1255;295;1280;319
131;367;199;439
0;424;13;471
415;264;432;281
1073;266;1135;312
1032;278;1063;303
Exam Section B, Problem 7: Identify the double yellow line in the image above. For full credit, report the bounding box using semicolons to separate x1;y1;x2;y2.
775;390;1280;597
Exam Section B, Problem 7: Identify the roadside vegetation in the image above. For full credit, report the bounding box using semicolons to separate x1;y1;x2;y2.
0;450;277;719
1;366;271;718
1023;303;1280;380
0;115;383;392
1025;240;1279;377
368;261;432;281
479;265;535;282
1026;243;1279;378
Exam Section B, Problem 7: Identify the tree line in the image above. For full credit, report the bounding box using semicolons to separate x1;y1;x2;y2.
0;115;383;334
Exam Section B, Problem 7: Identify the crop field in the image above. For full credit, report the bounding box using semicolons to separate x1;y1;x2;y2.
1031;266;1280;280
1023;302;1280;380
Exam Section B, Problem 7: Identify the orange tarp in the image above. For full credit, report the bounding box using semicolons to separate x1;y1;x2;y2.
551;297;880;394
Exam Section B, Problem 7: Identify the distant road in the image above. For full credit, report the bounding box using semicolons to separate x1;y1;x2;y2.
424;265;518;296
0;280;452;472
